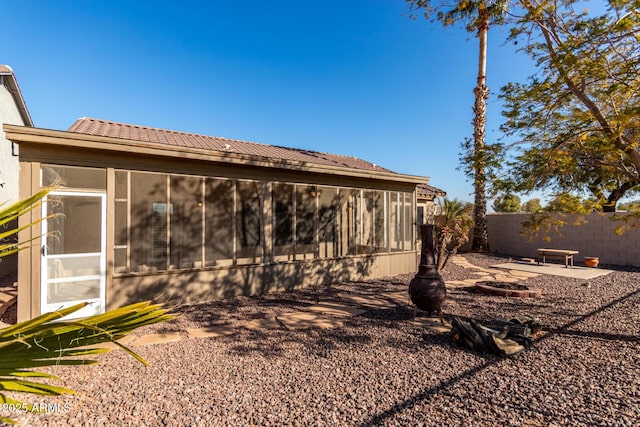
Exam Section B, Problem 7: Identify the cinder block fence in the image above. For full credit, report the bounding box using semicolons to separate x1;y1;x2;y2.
485;213;640;267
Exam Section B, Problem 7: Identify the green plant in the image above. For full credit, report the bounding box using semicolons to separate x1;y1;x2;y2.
0;302;173;424
0;190;173;424
492;193;521;213
433;198;474;270
0;187;54;258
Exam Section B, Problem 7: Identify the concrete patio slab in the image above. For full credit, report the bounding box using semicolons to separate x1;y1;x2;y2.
132;332;182;346
507;269;541;278
276;312;344;330
303;302;366;317
492;262;613;280
187;325;235;339
445;280;474;288
242;318;281;331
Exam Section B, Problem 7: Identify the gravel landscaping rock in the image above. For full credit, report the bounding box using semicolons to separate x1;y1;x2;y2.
3;253;639;426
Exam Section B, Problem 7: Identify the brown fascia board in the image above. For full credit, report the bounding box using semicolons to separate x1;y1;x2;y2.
4;124;429;185
0;69;33;127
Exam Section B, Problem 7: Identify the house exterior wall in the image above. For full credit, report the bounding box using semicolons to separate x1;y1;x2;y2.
486;213;640;267
11;128;423;320
0;82;28;280
0;82;26;204
108;251;416;310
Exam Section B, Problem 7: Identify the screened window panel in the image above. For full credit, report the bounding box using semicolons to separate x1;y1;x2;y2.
170;176;203;269
337;189;358;256
45;195;102;255
42;165;106;190
273;183;293;258
204;178;234;266
318;187;338;258
404;192;414;250
111;169;406;272
374;191;387;251
114;200;128;273
390;192;402;251
417;205;425;226
114;201;128;247
360;191;374;253
115;170;128;199
130;172;168;271
114;247;127;274
114;171;129;273
236;180;262;263
295;185;316;259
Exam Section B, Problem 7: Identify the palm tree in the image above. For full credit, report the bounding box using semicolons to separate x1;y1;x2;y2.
0;189;173;424
434;197;474;270
408;0;508;251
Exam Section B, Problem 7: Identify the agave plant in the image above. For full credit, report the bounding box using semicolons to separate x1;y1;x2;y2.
0;189;174;424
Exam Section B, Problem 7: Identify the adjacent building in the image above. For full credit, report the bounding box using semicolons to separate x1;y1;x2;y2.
416;183;446;224
0;65;33;281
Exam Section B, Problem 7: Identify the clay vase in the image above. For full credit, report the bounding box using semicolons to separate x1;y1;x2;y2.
409;224;446;315
584;257;599;268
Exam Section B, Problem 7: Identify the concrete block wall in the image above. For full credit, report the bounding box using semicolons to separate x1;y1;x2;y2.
486;213;640;267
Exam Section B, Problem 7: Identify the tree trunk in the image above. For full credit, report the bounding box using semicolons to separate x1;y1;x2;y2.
603;181;637;212
471;11;490;252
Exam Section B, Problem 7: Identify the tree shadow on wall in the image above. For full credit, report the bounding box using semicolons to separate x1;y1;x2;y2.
116;174;383;313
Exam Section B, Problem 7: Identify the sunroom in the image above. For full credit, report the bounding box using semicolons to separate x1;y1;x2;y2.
6;119;429;321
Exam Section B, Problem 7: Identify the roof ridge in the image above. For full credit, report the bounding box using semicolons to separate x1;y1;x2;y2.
72;118;381;166
280;145;362;160
71;117;265;146
0;64;15;73
68;117;397;174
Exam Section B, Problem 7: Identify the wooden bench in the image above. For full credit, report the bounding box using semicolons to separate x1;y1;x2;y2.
537;248;579;268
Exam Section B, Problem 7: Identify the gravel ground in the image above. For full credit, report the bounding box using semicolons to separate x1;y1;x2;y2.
3;253;640;426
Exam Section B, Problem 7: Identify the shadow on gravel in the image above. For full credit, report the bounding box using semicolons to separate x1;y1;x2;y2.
359;307;415;323
227;329;302;358
358;287;640;427
546;328;640;343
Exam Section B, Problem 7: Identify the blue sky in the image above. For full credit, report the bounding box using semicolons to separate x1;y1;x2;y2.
4;0;537;203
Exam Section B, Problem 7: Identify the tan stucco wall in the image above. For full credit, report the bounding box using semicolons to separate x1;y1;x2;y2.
487;213;640;267
109;252;417;309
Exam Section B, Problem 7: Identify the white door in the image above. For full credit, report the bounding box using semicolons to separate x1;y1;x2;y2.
41;191;106;319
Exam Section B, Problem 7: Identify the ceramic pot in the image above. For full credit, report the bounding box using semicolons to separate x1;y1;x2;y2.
409;224;446;314
584;257;599;268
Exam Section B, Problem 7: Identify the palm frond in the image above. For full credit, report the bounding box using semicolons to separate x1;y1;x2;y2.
0;301;174;423
0;186;58;258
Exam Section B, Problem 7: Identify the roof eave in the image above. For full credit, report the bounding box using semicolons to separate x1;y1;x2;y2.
0;70;33;127
4;124;428;185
